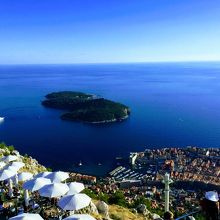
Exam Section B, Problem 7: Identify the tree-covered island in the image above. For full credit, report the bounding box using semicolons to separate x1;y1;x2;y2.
42;91;130;123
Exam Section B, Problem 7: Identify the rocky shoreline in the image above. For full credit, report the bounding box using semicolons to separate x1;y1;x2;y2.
87;115;129;124
0;143;47;175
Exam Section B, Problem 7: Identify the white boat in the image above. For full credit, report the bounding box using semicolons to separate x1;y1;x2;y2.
0;117;4;122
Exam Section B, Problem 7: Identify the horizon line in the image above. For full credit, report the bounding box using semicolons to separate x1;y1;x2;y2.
0;60;220;66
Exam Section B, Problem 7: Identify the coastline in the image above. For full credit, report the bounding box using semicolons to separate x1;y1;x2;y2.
85;114;129;124
2;63;220;176
1;143;219;188
1;142;219;189
1;143;216;219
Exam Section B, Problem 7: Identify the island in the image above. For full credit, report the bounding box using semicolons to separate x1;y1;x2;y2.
42;91;130;123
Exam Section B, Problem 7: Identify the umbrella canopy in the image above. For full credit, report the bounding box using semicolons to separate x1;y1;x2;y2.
34;171;52;179
46;171;69;182
67;182;85;195
63;214;96;220
23;177;51;192
39;183;69;198
0;161;6;169
205;191;219;202
6;165;20;172
9;213;44;220
1;155;18;163
58;193;91;211
10;161;25;170
18;172;33;182
0;169;16;181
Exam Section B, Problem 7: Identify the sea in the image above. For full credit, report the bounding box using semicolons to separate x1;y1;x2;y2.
0;62;220;176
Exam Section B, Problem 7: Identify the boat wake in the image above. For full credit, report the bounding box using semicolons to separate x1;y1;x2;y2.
0;117;4;123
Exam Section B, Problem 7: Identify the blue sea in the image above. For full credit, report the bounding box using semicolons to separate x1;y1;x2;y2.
0;62;220;176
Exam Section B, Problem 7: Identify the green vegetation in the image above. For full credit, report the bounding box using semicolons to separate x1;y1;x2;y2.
42;91;130;123
0;142;15;155
83;189;200;219
195;214;206;220
47;167;53;172
83;189;127;206
45;91;92;100
84;189;145;208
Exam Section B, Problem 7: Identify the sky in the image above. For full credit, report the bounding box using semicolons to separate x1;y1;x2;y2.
0;0;220;64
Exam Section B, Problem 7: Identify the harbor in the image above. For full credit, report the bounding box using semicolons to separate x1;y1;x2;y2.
108;146;220;187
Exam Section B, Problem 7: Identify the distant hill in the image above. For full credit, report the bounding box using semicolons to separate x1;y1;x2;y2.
42;91;130;123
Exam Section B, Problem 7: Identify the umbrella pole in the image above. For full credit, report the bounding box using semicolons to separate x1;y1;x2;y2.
14;174;19;186
24;189;30;207
9;178;13;197
69;210;74;216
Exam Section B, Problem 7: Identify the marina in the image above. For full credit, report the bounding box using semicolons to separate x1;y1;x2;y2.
109;165;155;181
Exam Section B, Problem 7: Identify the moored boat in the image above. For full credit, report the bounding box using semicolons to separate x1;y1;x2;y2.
0;117;4;122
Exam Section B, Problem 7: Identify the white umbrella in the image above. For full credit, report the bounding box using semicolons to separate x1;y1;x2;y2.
0;161;6;169
7;162;24;186
1;155;18;163
34;171;52;179
67;182;85;195
39;183;69;198
58;193;91;211
23;177;51;192
63;214;96;220
0;169;16;181
6;165;20;172
46;171;69;182
10;161;25;170
9;213;44;220
18;172;33;182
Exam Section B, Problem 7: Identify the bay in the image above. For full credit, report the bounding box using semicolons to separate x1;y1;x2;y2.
0;62;220;175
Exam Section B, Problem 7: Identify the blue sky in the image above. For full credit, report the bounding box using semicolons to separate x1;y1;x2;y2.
0;0;220;64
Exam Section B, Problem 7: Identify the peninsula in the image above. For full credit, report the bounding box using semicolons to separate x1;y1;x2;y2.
42;91;130;123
